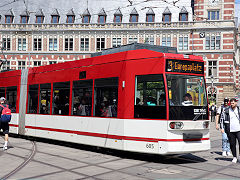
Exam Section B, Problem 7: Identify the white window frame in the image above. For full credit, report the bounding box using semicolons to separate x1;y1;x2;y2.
33;38;42;51
49;38;58;51
65;37;74;51
80;37;90;51
112;37;122;47
96;37;105;51
178;36;188;50
162;35;171;47
144;36;154;45
208;60;217;77
18;60;26;70
18;38;27;51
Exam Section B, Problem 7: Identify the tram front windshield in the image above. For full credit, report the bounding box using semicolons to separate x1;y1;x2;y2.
167;74;208;120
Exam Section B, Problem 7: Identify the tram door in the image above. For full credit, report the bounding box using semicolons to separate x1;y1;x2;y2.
94;78;118;117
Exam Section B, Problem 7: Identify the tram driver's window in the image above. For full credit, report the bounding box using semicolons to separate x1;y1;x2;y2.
72;80;93;116
53;82;70;115
27;84;39;114
6;86;17;113
134;74;166;119
39;83;51;114
94;77;118;117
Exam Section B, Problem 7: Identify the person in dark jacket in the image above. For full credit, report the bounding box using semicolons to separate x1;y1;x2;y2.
221;98;240;163
210;103;217;122
0;97;9;150
216;97;231;156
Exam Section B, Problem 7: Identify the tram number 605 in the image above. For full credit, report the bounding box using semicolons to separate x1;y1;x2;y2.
146;143;154;149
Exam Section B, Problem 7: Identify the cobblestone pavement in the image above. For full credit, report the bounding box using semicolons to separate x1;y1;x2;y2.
0;122;240;180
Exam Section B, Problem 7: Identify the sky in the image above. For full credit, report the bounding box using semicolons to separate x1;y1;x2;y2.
236;0;240;24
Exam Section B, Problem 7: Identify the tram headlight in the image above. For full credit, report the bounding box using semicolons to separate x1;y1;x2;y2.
169;122;184;129
203;121;209;129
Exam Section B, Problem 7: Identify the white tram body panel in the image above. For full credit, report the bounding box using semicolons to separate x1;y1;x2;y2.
15;114;210;155
9;113;19;134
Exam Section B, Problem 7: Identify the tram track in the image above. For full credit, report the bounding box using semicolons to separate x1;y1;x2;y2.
1;140;36;180
1;135;237;179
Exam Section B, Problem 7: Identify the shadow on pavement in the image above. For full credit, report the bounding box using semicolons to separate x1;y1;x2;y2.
7;134;207;164
211;151;222;156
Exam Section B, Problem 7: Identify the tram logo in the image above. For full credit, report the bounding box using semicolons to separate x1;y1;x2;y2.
166;59;204;74
194;108;207;115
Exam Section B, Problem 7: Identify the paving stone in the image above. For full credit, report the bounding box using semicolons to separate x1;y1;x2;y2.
0;154;24;176
99;159;145;170
33;152;88;169
34;171;85;180
73;165;112;176
96;171;147;180
202;172;238;179
9;161;61;179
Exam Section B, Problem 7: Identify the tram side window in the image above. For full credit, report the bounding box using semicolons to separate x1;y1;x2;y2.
53;82;70;115
27;84;39;114
39;83;51;114
72;80;93;116
0;87;5;98
94;77;118;117
6;86;17;113
134;74;166;119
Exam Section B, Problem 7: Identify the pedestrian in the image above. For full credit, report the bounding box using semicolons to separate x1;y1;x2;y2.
0;97;10;150
215;97;231;157
210;103;217;122
221;98;240;163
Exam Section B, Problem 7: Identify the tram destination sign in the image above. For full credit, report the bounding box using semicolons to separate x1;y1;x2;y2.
166;59;204;74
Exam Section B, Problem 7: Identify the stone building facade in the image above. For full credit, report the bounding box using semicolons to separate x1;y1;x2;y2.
0;0;238;105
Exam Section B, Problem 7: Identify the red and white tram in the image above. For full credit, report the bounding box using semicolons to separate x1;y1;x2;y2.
0;45;210;154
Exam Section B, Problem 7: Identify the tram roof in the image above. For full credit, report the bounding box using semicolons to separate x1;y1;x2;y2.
91;43;178;57
1;45;203;75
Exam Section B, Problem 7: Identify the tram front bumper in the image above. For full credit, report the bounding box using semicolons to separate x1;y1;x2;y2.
158;138;210;154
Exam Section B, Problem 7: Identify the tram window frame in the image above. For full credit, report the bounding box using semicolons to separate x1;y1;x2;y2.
39;83;51;115
0;87;5;98
52;82;70;115
27;84;39;114
6;86;17;113
134;74;166;119
166;74;208;120
94;77;118;117
72;80;93;116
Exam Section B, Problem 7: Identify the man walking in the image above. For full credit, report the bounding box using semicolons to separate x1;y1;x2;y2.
221;98;240;163
216;97;231;156
0;97;9;150
210;103;217;122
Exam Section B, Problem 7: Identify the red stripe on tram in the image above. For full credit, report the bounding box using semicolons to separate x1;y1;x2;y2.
9;124;209;142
